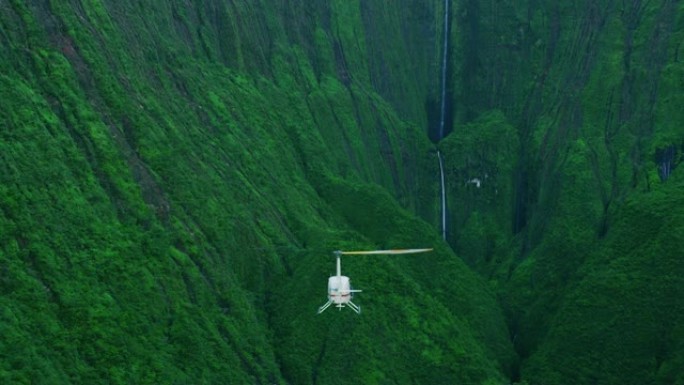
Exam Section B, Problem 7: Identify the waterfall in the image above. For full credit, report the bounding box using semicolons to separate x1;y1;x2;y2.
438;0;450;140
437;0;450;240
438;150;447;239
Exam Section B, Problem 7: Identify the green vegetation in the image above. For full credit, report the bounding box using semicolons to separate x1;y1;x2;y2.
448;0;684;383
1;0;683;384
523;176;684;384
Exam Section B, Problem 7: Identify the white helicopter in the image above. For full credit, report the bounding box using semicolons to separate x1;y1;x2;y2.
317;248;433;314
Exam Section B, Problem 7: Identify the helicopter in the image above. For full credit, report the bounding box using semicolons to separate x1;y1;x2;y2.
317;248;433;314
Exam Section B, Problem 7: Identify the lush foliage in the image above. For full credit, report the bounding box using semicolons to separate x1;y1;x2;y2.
522;176;684;385
1;0;683;384
0;1;508;384
447;0;684;383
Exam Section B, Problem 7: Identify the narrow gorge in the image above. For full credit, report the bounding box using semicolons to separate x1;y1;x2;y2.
1;1;683;384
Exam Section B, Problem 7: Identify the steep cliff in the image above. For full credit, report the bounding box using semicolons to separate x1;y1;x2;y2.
2;0;683;384
0;1;512;384
443;0;684;383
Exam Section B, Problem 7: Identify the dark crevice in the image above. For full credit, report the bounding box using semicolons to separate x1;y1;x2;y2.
656;145;677;181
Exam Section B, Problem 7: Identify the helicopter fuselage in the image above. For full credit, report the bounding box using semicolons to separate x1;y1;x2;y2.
328;275;353;305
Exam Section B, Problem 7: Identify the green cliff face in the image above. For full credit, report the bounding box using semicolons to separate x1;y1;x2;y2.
1;0;683;384
0;1;509;384
444;0;684;383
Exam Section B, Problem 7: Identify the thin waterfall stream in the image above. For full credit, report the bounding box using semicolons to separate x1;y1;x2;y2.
438;150;447;240
438;0;450;140
437;0;450;240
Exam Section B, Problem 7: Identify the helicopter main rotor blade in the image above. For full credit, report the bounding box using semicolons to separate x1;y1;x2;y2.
337;248;433;255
